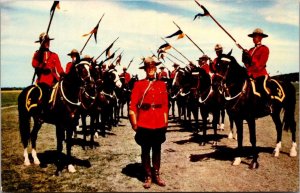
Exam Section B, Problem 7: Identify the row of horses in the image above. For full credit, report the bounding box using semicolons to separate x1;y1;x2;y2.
167;52;297;168
18;53;297;174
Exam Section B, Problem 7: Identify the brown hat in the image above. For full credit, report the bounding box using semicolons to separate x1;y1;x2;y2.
67;49;79;56
173;63;180;67
139;56;161;69
159;66;165;69
35;32;54;43
197;54;209;61
214;44;223;51
123;67;127;70
248;28;268;38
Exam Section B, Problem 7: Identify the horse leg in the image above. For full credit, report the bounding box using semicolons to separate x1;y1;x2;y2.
228;114;236;140
219;109;225;131
81;113;87;150
271;113;283;157
200;108;208;146
55;125;65;176
31;119;42;165
212;110;220;146
248;118;259;169
232;118;243;166
66;125;76;173
19;113;31;166
89;115;95;149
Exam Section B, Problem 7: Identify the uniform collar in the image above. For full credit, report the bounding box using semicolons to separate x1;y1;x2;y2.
255;42;262;47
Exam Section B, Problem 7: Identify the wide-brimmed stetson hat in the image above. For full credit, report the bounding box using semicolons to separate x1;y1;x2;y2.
35;32;54;43
214;44;223;51
248;28;268;38
67;49;79;56
172;63;180;67
197;54;209;61
139;56;161;69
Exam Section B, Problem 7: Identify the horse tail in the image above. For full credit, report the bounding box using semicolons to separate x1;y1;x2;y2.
282;81;296;131
18;89;31;148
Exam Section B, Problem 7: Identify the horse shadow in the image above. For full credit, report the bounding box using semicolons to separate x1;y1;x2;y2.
72;138;100;149
189;146;275;164
173;133;228;145
37;150;91;173
121;162;144;182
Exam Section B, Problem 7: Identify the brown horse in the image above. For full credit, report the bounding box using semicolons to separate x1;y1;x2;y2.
18;60;95;175
215;53;297;169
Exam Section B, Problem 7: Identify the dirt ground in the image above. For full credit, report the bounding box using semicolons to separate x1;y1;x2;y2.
1;105;299;192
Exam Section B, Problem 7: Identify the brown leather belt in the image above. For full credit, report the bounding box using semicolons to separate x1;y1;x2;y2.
140;103;162;110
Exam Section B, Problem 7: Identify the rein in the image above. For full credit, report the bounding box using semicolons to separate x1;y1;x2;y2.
224;80;248;101
60;80;81;106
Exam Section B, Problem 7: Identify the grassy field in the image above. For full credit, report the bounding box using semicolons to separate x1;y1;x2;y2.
1;90;22;107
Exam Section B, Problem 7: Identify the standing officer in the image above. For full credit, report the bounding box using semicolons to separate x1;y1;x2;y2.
242;28;271;113
65;49;80;74
32;32;64;116
129;56;168;189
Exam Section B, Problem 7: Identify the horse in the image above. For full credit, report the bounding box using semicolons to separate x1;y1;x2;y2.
171;67;191;124
116;77;131;118
118;74;139;118
98;67;122;131
215;53;297;169
18;60;95;175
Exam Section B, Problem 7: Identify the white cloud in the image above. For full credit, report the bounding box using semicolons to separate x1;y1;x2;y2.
260;0;298;26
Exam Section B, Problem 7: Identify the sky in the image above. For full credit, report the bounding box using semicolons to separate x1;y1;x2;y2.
1;0;299;88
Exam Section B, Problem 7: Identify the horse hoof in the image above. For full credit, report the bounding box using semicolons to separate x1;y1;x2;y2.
212;141;218;146
249;161;259;169
33;159;40;165
94;132;99;139
55;170;62;176
228;132;233;139
232;157;241;166
68;164;76;173
290;149;297;157
24;160;31;166
200;142;206;146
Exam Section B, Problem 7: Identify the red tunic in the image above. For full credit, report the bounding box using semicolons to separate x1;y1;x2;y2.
246;44;269;78
119;72;131;84
158;71;168;80
32;50;64;87
129;79;168;129
200;63;210;74
170;69;177;79
65;62;73;74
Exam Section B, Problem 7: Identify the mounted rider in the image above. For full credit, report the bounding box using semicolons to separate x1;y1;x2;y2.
65;49;80;74
32;32;64;117
242;28;272;113
119;67;131;85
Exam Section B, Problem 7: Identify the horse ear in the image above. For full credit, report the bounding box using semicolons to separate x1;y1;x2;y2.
227;49;233;56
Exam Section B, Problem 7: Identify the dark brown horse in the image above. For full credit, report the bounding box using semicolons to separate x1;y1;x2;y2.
18;60;94;175
215;53;297;169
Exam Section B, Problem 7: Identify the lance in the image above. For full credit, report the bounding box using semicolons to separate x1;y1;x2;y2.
161;37;190;63
80;13;105;55
173;21;205;55
95;37;119;61
111;50;124;64
194;0;244;50
32;1;59;85
126;57;134;70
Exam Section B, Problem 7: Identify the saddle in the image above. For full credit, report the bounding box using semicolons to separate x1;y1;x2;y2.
250;78;285;102
25;83;59;112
